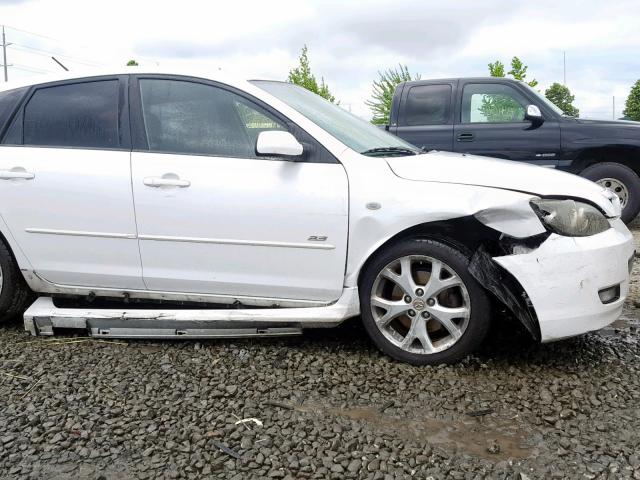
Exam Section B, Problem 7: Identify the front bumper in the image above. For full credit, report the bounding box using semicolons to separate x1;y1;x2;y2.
494;218;635;342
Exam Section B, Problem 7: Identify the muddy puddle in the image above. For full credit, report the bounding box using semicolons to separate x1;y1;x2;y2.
297;403;537;460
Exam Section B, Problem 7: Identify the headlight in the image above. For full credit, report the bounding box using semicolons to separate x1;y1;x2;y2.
530;199;610;237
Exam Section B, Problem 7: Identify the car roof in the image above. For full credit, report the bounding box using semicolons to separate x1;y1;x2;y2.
401;77;521;86
0;67;260;93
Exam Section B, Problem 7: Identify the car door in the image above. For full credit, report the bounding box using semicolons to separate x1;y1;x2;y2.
0;76;144;289
129;76;349;303
394;82;455;151
453;81;561;166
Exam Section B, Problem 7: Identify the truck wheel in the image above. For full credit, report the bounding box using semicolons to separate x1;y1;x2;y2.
0;240;31;324
359;239;490;365
580;162;640;224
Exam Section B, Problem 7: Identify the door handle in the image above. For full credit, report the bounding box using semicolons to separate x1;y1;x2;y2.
456;132;475;142
0;169;35;180
143;176;191;188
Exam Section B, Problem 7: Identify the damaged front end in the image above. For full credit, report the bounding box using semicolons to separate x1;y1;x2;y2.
469;197;634;343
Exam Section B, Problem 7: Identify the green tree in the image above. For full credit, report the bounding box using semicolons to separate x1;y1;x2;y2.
545;82;579;117
623;79;640;121
488;60;505;78
487;56;537;87
366;64;421;125
481;56;538;122
287;45;335;102
126;59;139;66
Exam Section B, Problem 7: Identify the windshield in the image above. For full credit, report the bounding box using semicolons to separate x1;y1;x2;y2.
521;83;567;116
252;80;420;156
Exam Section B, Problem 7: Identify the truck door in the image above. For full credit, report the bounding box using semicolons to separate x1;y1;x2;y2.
394;82;455;152
453;81;561;166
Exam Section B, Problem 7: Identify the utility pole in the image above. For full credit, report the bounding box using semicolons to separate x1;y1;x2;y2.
613;96;615;120
563;51;566;85
1;25;9;82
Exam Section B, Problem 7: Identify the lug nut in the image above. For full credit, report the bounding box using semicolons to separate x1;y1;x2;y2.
415;288;424;296
427;298;436;306
408;310;416;317
421;311;430;319
404;295;412;303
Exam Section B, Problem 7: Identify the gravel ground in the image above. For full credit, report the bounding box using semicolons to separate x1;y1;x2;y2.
1;229;639;479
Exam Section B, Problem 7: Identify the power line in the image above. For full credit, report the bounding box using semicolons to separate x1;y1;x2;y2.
3;25;61;43
12;63;54;74
9;43;103;67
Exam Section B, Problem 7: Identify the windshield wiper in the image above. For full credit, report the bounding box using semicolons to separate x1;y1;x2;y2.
360;147;419;157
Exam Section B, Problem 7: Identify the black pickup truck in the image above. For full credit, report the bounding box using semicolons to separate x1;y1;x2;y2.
387;77;640;223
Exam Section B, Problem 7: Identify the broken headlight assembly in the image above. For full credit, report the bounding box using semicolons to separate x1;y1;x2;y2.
530;199;610;237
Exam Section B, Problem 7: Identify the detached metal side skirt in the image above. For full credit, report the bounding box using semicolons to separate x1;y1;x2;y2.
23;288;361;339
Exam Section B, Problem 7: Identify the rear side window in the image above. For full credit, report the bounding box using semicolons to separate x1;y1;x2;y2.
404;84;451;126
0;87;26;135
23;80;119;148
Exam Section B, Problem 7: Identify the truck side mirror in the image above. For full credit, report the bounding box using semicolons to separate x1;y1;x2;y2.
524;105;544;125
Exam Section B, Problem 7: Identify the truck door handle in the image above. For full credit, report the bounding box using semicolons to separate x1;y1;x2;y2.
143;176;191;188
456;132;475;142
0;168;35;180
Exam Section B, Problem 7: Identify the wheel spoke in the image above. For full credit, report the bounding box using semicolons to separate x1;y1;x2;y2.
428;304;467;340
380;259;417;296
371;295;408;327
401;317;433;353
424;270;462;298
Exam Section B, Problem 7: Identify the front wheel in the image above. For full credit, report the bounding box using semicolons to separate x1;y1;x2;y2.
580;162;640;224
359;239;490;365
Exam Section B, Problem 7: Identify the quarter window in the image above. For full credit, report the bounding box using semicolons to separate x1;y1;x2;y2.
461;83;528;124
23;80;119;148
139;79;285;157
404;84;451;126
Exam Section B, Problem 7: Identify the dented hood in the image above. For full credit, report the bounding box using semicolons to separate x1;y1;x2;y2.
386;151;620;217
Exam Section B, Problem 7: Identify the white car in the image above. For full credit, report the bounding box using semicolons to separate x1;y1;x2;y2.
0;69;634;364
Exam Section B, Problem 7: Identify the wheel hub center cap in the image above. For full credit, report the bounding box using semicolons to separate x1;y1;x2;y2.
412;299;425;311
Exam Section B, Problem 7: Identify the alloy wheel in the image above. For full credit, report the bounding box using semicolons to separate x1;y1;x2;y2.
370;255;470;355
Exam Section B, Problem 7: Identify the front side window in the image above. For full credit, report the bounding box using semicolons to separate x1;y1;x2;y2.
24;80;119;148
404;84;451;126
139;79;285;157
461;83;528;124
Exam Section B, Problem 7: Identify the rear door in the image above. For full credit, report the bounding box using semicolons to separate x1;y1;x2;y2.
394;82;455;151
0;77;144;289
129;76;349;302
453;81;561;165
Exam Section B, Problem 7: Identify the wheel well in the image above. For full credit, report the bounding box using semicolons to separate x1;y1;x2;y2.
573;146;640;176
356;216;542;341
357;216;500;287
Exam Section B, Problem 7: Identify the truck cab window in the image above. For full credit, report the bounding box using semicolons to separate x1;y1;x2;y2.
461;83;528;124
404;84;452;126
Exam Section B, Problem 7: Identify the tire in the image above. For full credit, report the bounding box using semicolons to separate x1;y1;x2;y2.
580;162;640;224
359;238;490;365
0;240;31;324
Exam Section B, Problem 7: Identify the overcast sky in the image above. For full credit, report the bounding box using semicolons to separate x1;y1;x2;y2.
0;0;638;119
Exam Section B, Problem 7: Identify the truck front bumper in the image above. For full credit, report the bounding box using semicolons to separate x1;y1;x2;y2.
494;219;635;342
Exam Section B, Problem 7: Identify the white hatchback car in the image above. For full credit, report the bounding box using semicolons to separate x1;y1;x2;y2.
0;69;634;364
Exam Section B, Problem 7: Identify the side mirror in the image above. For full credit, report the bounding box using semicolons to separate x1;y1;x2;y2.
524;105;543;124
256;131;304;158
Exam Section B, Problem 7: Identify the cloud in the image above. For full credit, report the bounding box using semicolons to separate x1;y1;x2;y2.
0;0;638;118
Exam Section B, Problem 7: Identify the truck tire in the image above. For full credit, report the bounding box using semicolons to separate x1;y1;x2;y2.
580;162;640;224
359;238;490;365
0;240;31;324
